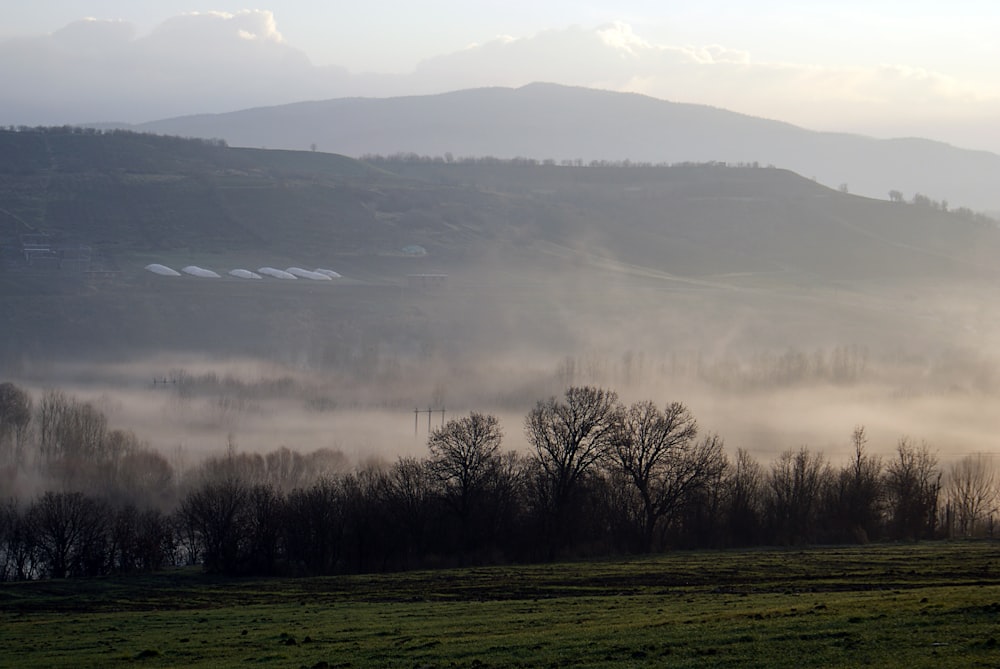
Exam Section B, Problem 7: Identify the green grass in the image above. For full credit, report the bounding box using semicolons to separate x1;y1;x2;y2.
4;542;1000;668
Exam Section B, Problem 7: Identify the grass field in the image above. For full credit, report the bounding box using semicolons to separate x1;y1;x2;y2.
3;542;1000;668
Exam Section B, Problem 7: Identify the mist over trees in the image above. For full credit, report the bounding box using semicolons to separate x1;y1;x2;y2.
2;380;996;582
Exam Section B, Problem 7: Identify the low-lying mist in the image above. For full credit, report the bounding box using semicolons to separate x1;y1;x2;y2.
8;338;999;473
7;235;1000;475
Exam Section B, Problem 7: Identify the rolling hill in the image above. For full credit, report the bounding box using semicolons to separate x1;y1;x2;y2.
122;83;1000;213
1;127;998;370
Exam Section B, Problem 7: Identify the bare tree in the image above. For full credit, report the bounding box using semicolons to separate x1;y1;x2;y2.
884;438;941;541
28;491;109;578
428;412;504;554
305;448;349;481
243;484;284;575
108;504;175;574
525;386;620;556
341;465;391;572
0;382;32;470
117;448;175;509
97;428;141;496
0;499;37;581
283;478;346;575
605;401;724;552
37;389;71;467
526;386;620;509
767;447;832;544
724;448;765;546
946;453;997;537
829;426;883;542
382;457;436;569
483;450;530;557
264;447;310;492
176;479;249;574
36;391;113;490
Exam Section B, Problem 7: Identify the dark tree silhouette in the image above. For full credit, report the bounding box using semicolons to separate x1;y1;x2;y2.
283;479;346;575
525;386;620;556
828;426;883;542
885;438;941;541
946;453;998;537
723;448;765;546
767;447;831;544
0;499;35;581
381;457;436;569
0;382;32;469
428;412;504;555
605;401;724;551
28;491;109;578
176;479;249;574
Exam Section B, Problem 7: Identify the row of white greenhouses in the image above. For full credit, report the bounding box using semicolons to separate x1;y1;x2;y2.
145;264;342;280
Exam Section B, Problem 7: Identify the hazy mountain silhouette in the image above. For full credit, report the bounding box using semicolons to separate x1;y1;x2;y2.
124;83;1000;213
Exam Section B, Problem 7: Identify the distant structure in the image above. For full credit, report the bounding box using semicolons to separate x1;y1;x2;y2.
407;274;448;289
258;267;297;280
228;269;262;279
286;267;332;281
21;233;55;267
19;233;92;271
401;245;428;257
182;266;221;278
145;264;181;276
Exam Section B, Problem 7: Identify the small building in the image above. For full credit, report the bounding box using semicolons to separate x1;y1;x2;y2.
21;233;53;266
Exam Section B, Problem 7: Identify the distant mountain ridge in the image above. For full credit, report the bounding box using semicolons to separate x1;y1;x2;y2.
124;83;1000;212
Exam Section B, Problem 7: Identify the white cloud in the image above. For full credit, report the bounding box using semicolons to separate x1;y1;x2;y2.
2;14;999;152
595;21;649;55
413;23;1000;149
51;18;137;50
0;11;345;124
154;10;285;44
226;9;286;44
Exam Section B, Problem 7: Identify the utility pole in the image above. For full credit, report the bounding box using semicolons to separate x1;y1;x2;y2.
413;407;447;435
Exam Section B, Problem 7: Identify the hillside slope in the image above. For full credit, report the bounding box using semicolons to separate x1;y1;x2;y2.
1;128;997;366
127;83;1000;212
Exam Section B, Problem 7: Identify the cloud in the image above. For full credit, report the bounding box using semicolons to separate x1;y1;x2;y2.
149;10;286;48
0;11;346;124
408;23;1000;149
595;21;649;55
2;14;999;152
51;17;137;50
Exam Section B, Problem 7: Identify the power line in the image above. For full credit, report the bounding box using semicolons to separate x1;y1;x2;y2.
414;407;446;435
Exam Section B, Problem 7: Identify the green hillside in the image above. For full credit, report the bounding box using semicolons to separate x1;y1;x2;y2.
1;127;997;365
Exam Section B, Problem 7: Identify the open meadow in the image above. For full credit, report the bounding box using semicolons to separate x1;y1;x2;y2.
4;541;1000;668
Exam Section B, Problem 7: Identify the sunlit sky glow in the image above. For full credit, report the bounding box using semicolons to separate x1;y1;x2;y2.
3;2;1000;151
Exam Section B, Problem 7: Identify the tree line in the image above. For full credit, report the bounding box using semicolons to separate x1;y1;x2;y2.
888;189;997;226
1;382;996;580
360;152;774;170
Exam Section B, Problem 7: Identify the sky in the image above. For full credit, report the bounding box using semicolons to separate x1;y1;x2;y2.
3;2;1000;152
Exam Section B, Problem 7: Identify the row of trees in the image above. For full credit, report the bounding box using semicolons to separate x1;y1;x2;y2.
1;383;178;506
888;189;996;226
548;347;871;412
2;125;228;146
2;383;996;580
0;493;174;580
360;152;774;171
0;382;348;506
